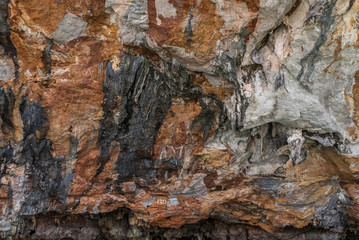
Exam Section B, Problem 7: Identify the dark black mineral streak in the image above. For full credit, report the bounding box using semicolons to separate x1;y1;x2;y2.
18;97;67;215
98;53;224;187
0;86;14;131
98;54;172;184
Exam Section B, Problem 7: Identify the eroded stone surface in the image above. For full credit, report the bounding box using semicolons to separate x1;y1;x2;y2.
1;0;359;239
0;58;14;81
52;13;87;43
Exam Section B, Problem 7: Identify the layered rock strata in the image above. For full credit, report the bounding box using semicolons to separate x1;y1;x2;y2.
1;0;359;239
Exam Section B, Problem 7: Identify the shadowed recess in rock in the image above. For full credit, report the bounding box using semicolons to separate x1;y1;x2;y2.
15;208;353;240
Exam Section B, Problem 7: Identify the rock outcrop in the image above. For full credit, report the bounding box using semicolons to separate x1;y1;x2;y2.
1;0;359;239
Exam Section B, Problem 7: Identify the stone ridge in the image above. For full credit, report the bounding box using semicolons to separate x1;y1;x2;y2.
0;0;359;239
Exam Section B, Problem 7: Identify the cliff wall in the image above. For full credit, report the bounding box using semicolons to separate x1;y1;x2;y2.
1;0;359;239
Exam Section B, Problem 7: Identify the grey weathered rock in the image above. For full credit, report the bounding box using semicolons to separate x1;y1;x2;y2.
0;58;14;81
51;13;87;43
2;0;359;239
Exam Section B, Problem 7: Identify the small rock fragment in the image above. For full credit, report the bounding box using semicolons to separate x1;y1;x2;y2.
287;129;307;165
51;13;87;43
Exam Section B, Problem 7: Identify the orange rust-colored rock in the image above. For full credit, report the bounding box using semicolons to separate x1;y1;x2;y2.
147;0;225;63
1;0;359;239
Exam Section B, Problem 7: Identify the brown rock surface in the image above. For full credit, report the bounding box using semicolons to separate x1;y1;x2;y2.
1;0;359;239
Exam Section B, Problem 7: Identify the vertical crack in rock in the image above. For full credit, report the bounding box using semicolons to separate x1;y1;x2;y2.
18;97;66;215
296;0;338;85
41;40;53;77
274;69;285;91
184;9;194;45
0;86;14;131
99;54;172;184
0;0;19;81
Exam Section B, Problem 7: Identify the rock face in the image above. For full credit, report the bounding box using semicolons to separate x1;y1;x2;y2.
1;0;359;239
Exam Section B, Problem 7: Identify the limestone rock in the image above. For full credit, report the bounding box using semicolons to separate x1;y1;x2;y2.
51;13;87;43
1;0;359;239
0;58;14;81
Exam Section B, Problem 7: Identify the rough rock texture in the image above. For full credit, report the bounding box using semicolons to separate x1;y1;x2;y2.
1;0;359;239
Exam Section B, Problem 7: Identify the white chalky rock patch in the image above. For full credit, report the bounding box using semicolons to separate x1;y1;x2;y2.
155;0;177;25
